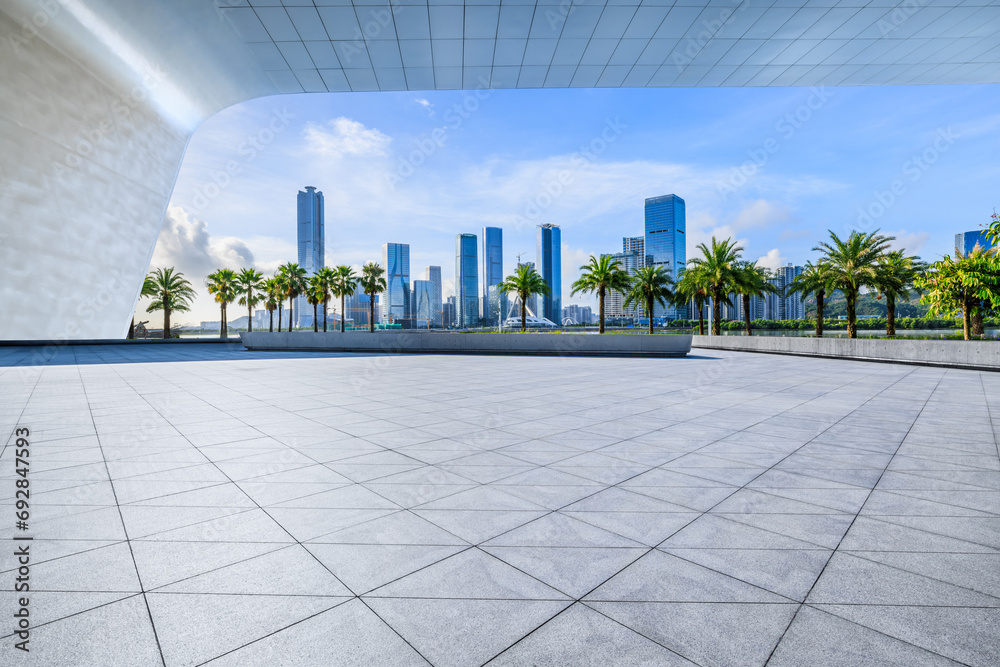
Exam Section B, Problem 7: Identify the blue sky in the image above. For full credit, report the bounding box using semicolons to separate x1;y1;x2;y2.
157;84;1000;324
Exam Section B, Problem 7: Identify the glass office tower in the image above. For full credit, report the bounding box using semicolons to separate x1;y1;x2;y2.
424;266;443;327
456;233;479;328
296;186;324;327
536;224;561;323
412;280;433;329
644;195;686;320
481;227;503;322
381;242;410;327
955;230;995;254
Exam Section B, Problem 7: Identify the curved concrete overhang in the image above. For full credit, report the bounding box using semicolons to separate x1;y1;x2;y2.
1;0;998;339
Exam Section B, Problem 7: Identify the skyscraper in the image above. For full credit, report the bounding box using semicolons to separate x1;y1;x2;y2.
382;243;410;327
644;195;686;320
481;227;503;322
623;236;644;255
955;230;995;254
456;233;479;328
443;296;456;328
536;224;561;323
412;280;433;329
296;186;324;327
424;266;443;327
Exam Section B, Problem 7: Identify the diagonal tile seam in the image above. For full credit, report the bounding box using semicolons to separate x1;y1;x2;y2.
762;368;949;666
94;359;439;667
795;603;977;666
0;592;146;640
877;468;1000;492
979;373;1000;468
873;488;1000;518
0;538;128;574
73;353;168;667
853;514;1000;553
0;364;46;461
193;598;378;667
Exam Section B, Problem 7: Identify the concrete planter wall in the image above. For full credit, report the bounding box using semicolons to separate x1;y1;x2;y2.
240;331;692;357
692;335;1000;370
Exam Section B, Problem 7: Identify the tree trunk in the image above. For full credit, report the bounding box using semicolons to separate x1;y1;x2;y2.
341;295;347;333
697;303;705;335
886;295;896;336
647;296;654;335
846;291;857;338
220;303;227;338
164;307;171;339
247;297;253;333
313;302;318;332
972;311;984;336
288;297;294;330
712;288;722;336
742;294;752;336
962;298;972;340
323;300;328;332
369;293;375;332
277;303;282;332
269;310;274;332
598;287;606;334
815;290;824;338
128;316;135;339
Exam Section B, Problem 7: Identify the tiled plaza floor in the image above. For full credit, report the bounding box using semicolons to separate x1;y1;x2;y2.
2;343;999;666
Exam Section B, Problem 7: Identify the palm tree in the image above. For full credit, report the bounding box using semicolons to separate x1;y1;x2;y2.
874;251;926;336
263;278;280;332
787;261;835;338
918;244;1000;340
271;274;287;332
145;267;195;339
206;268;238;338
332;265;359;333
498;263;551;332
814;230;894;338
359;262;387;332
306;276;323;332
623;265;674;334
277;262;307;331
129;275;158;339
236;268;264;333
314;267;337;332
687;237;743;335
733;262;779;337
675;266;709;335
571;255;632;334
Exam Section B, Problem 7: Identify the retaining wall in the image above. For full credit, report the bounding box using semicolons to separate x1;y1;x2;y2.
240;331;692;357
692;335;1000;370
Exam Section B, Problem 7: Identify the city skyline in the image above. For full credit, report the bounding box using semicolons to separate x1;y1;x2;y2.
154;86;999;324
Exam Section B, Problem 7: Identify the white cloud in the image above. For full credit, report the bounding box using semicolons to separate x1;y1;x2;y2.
414;98;434;116
304;117;391;157
151;206;255;278
886;229;931;256
756;248;787;269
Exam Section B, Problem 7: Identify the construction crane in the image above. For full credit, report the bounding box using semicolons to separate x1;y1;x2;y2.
515;252;527;266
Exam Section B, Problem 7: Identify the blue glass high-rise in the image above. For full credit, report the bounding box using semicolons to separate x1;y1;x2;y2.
955;230;995;254
456;234;479;328
424;266;443;327
536;224;561;323
296;186;324;327
644;195;686;320
481;227;503;322
381;242;410;327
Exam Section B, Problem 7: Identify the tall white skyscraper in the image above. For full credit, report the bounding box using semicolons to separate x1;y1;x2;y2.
296;186;324;327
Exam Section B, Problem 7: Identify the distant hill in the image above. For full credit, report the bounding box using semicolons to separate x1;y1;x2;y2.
804;292;929;319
